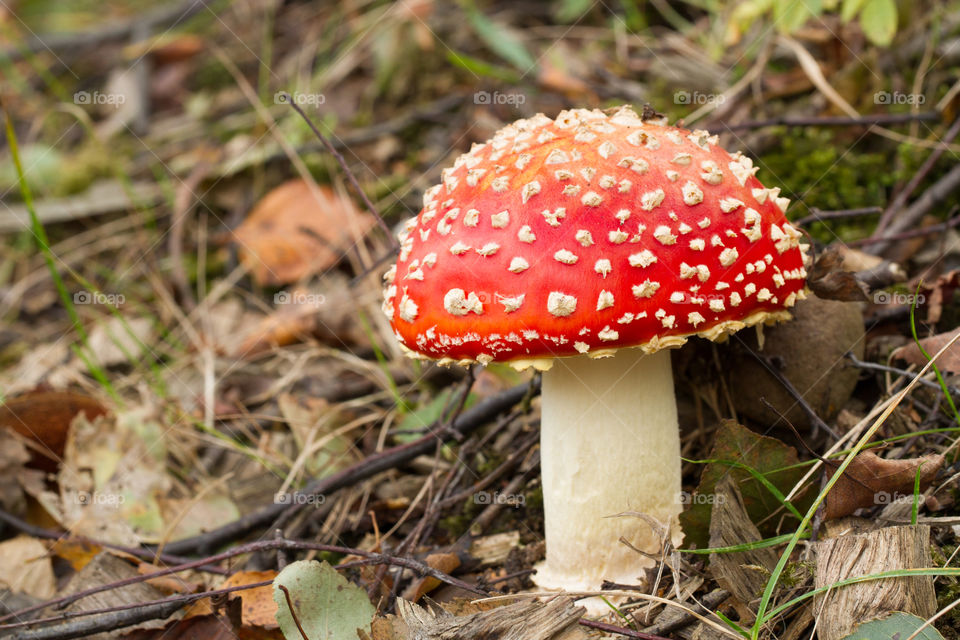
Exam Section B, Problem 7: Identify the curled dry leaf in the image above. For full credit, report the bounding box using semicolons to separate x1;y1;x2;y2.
824;450;944;520
0;390;108;469
891;327;960;374
919;269;960;324
806;246;870;302
233;179;376;286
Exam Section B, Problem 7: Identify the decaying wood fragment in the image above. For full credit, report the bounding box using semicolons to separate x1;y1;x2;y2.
813;524;936;640
394;597;590;640
709;476;778;611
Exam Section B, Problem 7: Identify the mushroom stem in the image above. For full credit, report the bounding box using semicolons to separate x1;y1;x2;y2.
533;348;683;591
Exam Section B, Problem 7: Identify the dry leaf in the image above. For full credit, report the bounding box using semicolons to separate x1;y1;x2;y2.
138;562;201;595
891;328;960;374
50;538;102;571
55;408;170;546
233;180;375;286
824;451;944;519
918;270;960;324
0;390;108;469
234;287;320;356
400;552;461;602
0;536;56;599
806;246;870;302
221;570;279;629
0;429;29;511
85;316;154;368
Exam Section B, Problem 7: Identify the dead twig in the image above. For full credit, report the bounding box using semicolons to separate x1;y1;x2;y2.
793;206;882;227
0;580;272;639
874;114;960;235
0;509;227;574
0;537;487;626
160;380;537;555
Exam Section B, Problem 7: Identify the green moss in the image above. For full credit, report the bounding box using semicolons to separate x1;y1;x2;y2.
756;126;944;244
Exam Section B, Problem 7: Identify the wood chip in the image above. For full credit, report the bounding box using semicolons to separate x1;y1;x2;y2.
813;525;936;640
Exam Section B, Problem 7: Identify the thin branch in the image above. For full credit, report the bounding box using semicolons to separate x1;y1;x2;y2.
0;538;487;626
793;206;882;227
160;380;535;556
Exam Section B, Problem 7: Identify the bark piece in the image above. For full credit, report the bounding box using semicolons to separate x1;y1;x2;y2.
813;525;936;640
395;597;589;640
708;476;779;609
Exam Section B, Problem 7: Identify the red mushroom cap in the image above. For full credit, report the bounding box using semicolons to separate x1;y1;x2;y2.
382;107;807;368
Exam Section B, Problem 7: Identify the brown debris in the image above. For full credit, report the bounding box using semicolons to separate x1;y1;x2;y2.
233;180;376;286
891;326;960;374
824;450;944;520
813;525;936;640
708;476;778;611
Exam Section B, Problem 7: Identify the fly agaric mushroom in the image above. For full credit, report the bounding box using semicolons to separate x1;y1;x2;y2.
382;106;807;592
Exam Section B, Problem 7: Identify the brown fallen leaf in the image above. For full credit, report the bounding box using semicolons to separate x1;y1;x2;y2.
891;327;960;374
806;246;870;302
400;552;461;602
918;270;960;324
824;450;944;519
221;570;279;629
138;561;201;595
233;180;375;286
0;536;56;599
233;287;319;356
0;390;108;469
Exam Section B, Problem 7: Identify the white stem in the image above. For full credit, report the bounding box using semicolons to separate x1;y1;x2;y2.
533;348;683;591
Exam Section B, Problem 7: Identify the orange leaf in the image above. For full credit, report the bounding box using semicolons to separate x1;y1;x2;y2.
233;180;375;286
221;570;279;629
50;539;102;571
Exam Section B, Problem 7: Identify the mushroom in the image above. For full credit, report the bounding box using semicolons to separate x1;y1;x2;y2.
382;106;807;593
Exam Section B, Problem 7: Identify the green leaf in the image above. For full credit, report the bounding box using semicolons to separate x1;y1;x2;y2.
679;421;811;550
273;560;376;640
395;388;477;443
555;0;593;22
445;51;519;82
840;0;869;22
465;7;537;73
775;0;822;33
840;612;945;640
859;0;897;46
